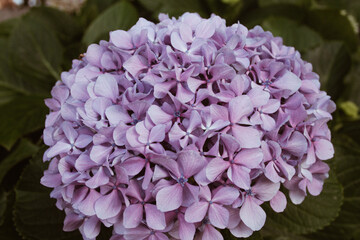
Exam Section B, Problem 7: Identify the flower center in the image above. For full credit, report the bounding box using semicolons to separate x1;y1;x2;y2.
177;175;188;186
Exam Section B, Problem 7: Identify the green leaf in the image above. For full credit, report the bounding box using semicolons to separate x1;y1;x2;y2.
24;7;81;44
14;150;82;240
258;0;311;7
0;18;20;38
262;169;343;236
0;190;6;226
262;17;323;52
342;51;360;107
82;1;139;45
240;4;307;28
139;0;209;19
0;96;47;150
304;135;360;240
303;41;351;101
0;191;21;239
78;0;119;27
0;139;39;184
9;17;63;86
306;9;358;51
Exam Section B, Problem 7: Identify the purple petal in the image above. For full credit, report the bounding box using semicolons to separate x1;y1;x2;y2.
273;70;302;95
202;224;223;240
178;213;196;240
47;141;71;158
206;157;230;182
77;190;101;216
251;177;280;201
171;32;187;52
122;157;146;176
314;139;334;160
74;134;93;148
123;204;143;229
123;55;148;77
240;195;266;231
147;105;173;124
270;191;287;213
234;148;263;169
63;213;83;232
145;204;166;230
156;184;183;212
149;124;166;143
75;153;98;172
178;150;205;178
94;189;122;219
212;187;240;205
105;105;132;126
195;19;215;39
210;104;229;121
62;122;78;144
184;201;209;223
229;95;253;123
283;131;308;156
85;167;110;189
232;125;261;148
228;165;251;189
208;203;229;229
90;145;112;164
82;216;101;239
229;221;253;238
247;87;270;108
94;74;119;102
209;64;236;81
110;30;133;49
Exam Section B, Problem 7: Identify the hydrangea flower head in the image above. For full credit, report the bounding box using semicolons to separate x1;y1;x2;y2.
41;12;335;240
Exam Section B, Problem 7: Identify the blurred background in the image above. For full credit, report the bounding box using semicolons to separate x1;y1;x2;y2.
0;0;359;240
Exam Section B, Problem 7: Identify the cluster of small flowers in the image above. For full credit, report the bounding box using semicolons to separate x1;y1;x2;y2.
41;13;335;240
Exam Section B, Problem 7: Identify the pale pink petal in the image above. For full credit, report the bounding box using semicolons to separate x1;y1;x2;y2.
229;95;253;123
232;125;261;148
145;204;166;230
178;150;205;177
47;141;71;158
208;203;229;229
212;187;240;205
272;70;301;95
178;213;196;240
147;105;173;124
251;177;280;201
94;74;119;102
195;19;215;39
229;221;253;238
234;148;263;169
202;224;223;240
123;55;148;77
210;104;229;121
123;204;143;228
83;216;101;239
94;189;122;219
228;165;251;189
156;184;183;212
270;191;287;212
314;139;334;160
171;32;188;52
110;30;133;49
149;124;166;143
206;157;230;182
184;201;209;223
85;167;110;189
240;196;266;231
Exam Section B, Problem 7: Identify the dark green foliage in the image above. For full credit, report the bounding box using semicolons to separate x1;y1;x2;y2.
0;0;359;239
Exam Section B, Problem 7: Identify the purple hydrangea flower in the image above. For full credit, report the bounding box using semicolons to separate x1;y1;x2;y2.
41;12;335;240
